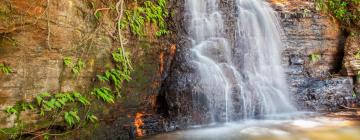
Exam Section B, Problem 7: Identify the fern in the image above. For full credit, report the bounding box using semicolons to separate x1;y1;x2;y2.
0;63;12;74
97;49;132;97
64;110;80;127
91;87;115;103
4;102;34;115
73;92;90;105
112;48;133;76
122;0;169;37
86;113;98;123
72;59;86;76
5;107;18;115
63;57;86;76
36;92;51;106
63;57;73;68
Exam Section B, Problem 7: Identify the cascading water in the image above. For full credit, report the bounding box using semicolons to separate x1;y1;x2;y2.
234;0;296;117
187;0;296;123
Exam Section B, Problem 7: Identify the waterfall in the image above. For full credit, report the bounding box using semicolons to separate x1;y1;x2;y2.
234;0;296;117
186;0;296;123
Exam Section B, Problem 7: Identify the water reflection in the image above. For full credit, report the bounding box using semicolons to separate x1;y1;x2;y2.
143;112;360;140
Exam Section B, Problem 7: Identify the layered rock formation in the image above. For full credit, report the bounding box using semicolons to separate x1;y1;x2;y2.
0;0;176;139
0;0;359;139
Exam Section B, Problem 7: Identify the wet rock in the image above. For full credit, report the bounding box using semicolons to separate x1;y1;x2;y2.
298;77;355;111
275;1;355;111
290;55;305;65
157;0;237;128
286;65;304;75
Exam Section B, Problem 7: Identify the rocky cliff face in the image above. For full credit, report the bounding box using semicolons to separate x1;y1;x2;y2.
156;0;240;128
158;0;358;129
0;0;176;139
272;0;357;111
0;0;359;139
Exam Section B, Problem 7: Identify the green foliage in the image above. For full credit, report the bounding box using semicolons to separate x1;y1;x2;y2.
355;51;360;59
0;63;12;74
64;110;80;127
356;71;360;86
5;107;18;115
2;1;136;139
0;122;26;139
85;113;98;123
5;102;34;116
4;92;92;127
309;54;322;63
94;10;102;20
73;92;90;105
97;48;132;96
63;57;73;67
91;87;115;103
63;57;86;76
316;0;360;27
122;0;170;37
72;59;86;75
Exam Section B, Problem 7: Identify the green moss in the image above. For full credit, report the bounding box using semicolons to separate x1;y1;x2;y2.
316;0;360;29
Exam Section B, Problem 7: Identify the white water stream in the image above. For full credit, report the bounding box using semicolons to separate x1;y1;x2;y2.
187;0;296;122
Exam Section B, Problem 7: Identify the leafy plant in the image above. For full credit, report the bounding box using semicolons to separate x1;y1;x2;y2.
309;54;322;63
94;10;102;20
316;0;360;27
5;107;18;115
91;87;115;103
73;92;90;106
63;57;86;76
72;59;85;76
97;48;132;96
5;102;34;116
85;113;98;123
121;0;170;37
64;110;80;127
63;57;73;67
4;91;93;128
0;63;12;74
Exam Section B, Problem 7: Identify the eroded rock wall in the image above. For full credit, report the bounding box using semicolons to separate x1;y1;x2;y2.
0;0;177;139
272;0;357;111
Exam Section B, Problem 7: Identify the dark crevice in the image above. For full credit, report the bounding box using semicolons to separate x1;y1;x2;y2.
332;29;349;74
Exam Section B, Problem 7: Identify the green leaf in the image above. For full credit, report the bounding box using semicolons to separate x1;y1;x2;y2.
73;92;90;105
5;107;18;115
36;96;43;106
63;57;73;67
91;87;115;103
40;108;45;116
86;113;98;123
94;11;102;20
0;64;12;74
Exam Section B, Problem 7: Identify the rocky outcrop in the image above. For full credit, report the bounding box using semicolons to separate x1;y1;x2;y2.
0;0;359;139
272;0;357;111
342;33;360;76
158;1;359;131
0;0;176;139
298;77;355;111
156;0;239;128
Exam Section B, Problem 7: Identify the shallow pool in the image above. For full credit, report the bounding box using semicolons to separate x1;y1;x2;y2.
143;112;360;140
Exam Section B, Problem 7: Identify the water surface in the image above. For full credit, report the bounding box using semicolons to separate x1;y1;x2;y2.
143;112;360;140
